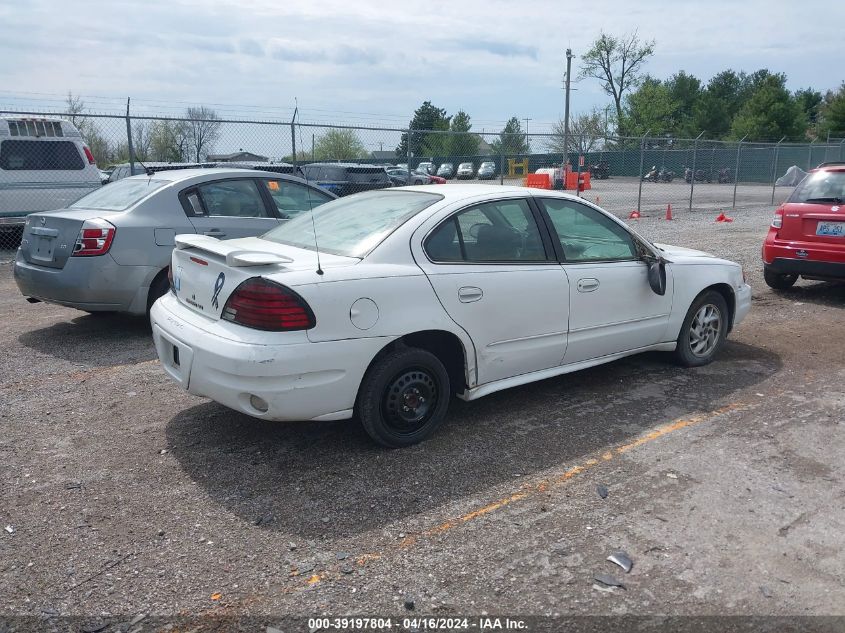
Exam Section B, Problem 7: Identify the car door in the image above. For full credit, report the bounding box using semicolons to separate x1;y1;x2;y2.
182;178;280;239
416;198;570;385
537;197;673;365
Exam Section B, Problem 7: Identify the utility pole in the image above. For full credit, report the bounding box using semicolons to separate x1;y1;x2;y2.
523;117;532;152
563;48;574;180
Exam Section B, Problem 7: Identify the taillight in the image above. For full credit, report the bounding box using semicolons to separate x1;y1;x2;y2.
771;209;783;229
83;145;96;165
221;278;315;331
72;219;115;257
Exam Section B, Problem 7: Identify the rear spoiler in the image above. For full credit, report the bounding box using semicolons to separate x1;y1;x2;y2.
174;234;293;267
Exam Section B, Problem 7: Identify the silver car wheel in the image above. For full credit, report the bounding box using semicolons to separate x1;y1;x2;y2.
688;303;722;357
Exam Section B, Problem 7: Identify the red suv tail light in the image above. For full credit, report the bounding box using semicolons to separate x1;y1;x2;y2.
83;145;96;165
221;278;315;331
72;219;115;257
771;208;784;229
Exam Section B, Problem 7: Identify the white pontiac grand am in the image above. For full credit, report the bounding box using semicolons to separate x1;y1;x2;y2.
151;186;751;447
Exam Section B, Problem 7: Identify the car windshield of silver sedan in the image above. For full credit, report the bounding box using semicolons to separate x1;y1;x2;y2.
70;178;167;211
261;190;442;258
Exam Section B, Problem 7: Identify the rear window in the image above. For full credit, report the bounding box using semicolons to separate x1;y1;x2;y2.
0;139;84;170
788;170;845;204
302;165;346;181
348;168;389;183
261;190;442;258
70;178;167;211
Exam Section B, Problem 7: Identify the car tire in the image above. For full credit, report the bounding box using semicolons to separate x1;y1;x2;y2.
146;270;170;315
674;290;729;367
763;266;798;290
357;347;451;448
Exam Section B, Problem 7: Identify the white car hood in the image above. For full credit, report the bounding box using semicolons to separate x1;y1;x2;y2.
653;243;714;259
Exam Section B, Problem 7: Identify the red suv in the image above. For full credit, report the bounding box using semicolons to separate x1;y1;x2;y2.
763;162;845;289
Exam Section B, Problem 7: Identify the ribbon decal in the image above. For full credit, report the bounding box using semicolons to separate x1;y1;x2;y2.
211;272;225;311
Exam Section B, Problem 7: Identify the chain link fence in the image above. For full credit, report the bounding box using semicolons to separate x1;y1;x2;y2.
2;106;843;256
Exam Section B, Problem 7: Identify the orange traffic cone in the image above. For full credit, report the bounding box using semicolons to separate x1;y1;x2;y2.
715;212;734;223
665;203;673;220
628;209;641;220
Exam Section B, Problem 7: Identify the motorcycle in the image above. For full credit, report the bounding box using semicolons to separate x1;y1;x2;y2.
658;166;675;182
718;167;733;184
589;161;609;180
684;166;712;183
642;165;659;182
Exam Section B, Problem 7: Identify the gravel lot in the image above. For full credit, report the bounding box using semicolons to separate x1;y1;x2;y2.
1;198;844;630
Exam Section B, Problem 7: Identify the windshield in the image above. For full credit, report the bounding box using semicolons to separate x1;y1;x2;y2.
261;190;442;258
788;170;845;204
70;178;167;211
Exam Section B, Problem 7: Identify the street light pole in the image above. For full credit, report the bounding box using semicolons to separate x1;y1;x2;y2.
563;48;574;181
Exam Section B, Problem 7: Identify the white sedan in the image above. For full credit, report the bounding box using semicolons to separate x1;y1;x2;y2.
150;186;751;447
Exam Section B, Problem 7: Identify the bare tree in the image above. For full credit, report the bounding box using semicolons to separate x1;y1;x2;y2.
132;120;152;161
547;110;606;154
579;32;655;137
64;92;89;134
185;106;221;162
149;120;188;162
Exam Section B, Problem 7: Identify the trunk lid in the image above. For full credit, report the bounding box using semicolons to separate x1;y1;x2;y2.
171;235;357;320
19;208;111;269
778;202;845;243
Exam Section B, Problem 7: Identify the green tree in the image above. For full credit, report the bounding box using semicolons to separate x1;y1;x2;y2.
313;129;367;160
395;101;450;158
490;117;529;155
621;77;678;137
447;110;478;157
730;74;805;140
579;31;655;137
795;88;823;130
149;120;188;162
693;70;746;138
665;71;701;137
819;83;845;138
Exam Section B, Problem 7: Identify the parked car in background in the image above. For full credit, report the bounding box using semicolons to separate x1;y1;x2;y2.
456;162;475;179
417;161;436;175
13;168;335;315
762;162;845;289
0;117;101;239
437;163;455;179
107;161;218;183
151;185;750;447
386;167;429;185
301;163;392;197
427;173;446;184
477;161;497;180
225;161;305;179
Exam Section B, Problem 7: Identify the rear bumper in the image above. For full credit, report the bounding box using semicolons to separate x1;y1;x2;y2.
765;258;845;279
150;293;395;422
13;253;157;313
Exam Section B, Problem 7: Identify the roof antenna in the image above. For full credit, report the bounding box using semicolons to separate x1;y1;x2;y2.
294;98;323;276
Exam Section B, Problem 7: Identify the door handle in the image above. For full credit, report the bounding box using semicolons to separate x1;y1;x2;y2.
577;278;600;292
204;230;226;238
458;286;483;303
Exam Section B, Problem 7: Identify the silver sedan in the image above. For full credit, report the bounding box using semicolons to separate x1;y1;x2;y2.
13;168;334;315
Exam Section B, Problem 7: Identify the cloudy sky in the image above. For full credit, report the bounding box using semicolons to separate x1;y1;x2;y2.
0;0;842;135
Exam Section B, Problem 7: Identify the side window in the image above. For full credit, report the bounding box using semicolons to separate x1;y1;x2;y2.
540;198;637;262
196;179;270;218
261;180;333;219
424;199;547;263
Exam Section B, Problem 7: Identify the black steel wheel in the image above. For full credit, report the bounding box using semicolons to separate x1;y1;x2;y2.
358;347;451;447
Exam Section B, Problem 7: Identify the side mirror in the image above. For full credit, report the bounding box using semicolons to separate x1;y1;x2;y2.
647;260;667;296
